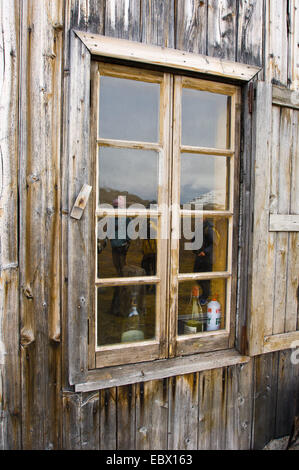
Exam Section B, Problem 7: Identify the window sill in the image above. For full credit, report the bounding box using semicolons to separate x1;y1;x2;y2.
74;349;250;392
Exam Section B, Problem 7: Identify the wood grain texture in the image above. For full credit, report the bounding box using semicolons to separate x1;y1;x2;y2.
175;0;207;54
135;379;168;450
248;81;272;355
237;0;264;67
19;0;63;449
0;0;21;450
266;0;288;85
207;0;237;61
141;0;175;48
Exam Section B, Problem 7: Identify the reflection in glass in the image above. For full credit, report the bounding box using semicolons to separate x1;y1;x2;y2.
97;284;156;346
97;216;158;279
177;279;226;335
98;147;158;207
179;216;228;275
182;88;230;149
99;75;160;142
180;153;229;210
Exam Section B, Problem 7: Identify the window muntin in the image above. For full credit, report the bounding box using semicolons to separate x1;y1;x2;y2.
91;62;240;368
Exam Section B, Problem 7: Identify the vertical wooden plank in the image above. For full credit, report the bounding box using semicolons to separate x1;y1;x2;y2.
116;384;136;450
248;81;272;356
141;0;175;48
225;362;254;449
237;0;264;67
67;31;91;385
0;0;21;450
272;107;292;335
289;0;299;90
62;392;82;449
168;374;199;450
81;392;100;449
275;350;299;437
100;388;117;450
207;0;237;61
19;0;64;449
266;0;288;86
105;0;141;40
87;0;105;34
135;379;168;450
252;352;279;449
198;368;227;449
286;110;299;332
175;0;207;54
263;105;280;336
236;83;254;354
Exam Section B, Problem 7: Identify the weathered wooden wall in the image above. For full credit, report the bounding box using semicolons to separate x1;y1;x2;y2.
0;0;299;450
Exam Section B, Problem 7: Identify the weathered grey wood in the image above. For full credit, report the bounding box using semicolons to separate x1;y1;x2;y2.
75;349;250;392
175;0;207;54
62;392;82;449
263;331;299;353
237;0;264;67
135;379;168;450
275;350;299;437
248;81;272;355
236;83;255;354
252;353;279;449
207;0;237;61
117;384;136;450
100;388;117;450
225;361;254;450
272;85;299;110
141;0;175;48
269;214;299;232
81;392;100;449
168;373;199;449
19;0;64;449
0;0;21;450
272;107;292;335
105;0;141;40
198;368;227;449
86;0;105;35
67;31;92;385
266;0;288;85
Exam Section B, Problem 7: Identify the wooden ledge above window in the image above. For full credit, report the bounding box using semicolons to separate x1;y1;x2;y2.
74;30;260;83
74;349;250;392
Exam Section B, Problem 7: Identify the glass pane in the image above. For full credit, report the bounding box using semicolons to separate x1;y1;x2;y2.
177;279;226;335
97;216;158;278
182;88;230;149
97;284;156;346
99;75;160;142
179;216;228;274
180;153;229;210
98;147;159;207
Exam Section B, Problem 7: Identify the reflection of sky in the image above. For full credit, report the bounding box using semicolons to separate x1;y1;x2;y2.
99;76;160;142
180;154;227;205
99;147;158;202
182;88;228;148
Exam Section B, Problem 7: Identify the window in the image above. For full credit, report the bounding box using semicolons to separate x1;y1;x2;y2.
89;62;241;369
67;31;259;386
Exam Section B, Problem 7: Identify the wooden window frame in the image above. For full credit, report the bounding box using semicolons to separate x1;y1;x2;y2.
65;30;260;387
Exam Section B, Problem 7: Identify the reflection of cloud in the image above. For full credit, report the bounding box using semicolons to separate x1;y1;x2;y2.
99;147;158;202
180;154;226;205
99;76;160;142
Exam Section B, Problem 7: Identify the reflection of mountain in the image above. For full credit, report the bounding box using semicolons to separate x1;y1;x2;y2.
185;189;225;210
100;187;155;208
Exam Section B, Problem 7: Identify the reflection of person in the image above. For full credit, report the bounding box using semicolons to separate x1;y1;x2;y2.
110;197;131;276
141;218;157;276
193;220;219;305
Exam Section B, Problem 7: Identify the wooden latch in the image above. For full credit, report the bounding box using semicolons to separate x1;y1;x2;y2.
70;184;92;219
